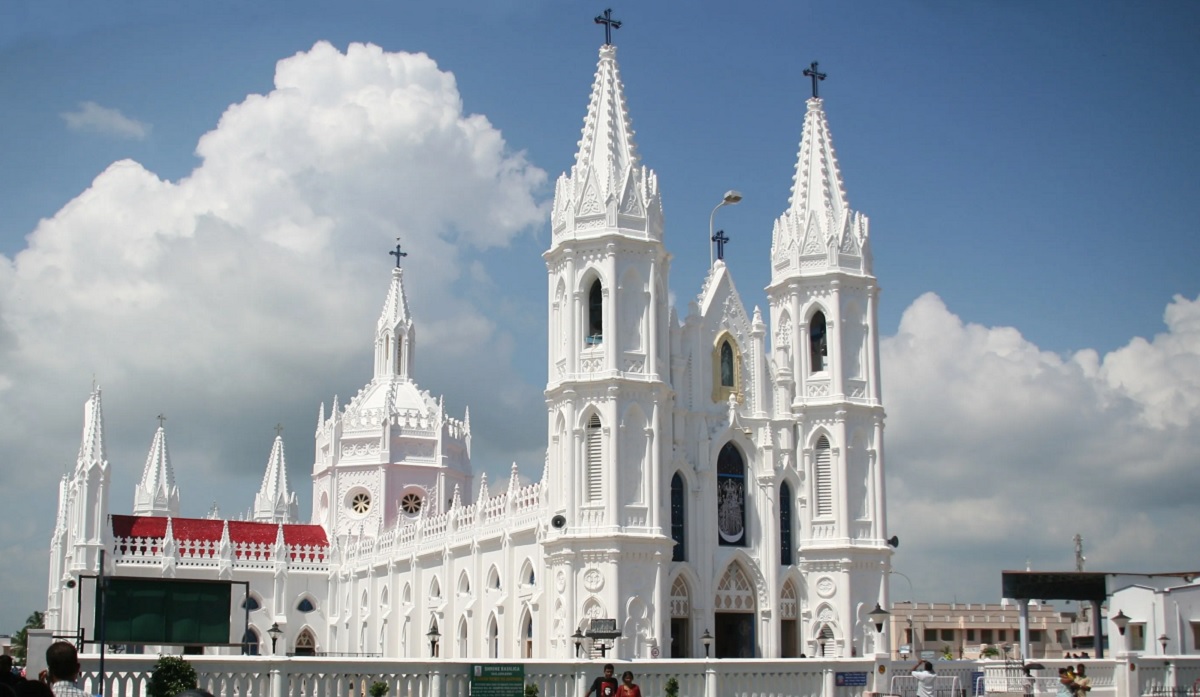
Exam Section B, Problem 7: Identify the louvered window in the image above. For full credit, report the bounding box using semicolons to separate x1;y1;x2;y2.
585;414;602;502
815;436;832;517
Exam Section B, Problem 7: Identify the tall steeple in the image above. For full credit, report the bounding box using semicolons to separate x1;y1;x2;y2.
133;421;180;517
550;43;662;243
375;266;415;381
769;97;871;284
253;431;298;523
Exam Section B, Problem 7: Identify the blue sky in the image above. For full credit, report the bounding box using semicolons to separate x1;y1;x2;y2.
2;1;1199;633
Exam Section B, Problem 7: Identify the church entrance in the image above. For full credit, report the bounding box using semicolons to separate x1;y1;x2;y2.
714;612;755;658
714;562;757;657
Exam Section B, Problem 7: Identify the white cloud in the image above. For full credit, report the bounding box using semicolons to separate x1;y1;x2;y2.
883;292;1200;601
0;41;547;629
60;101;151;140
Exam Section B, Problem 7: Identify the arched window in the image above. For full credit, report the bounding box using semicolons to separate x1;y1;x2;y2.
780;580;799;658
670;472;686;562
810;311;827;372
241;627;260;655
814;436;833;517
587;279;604;345
487;566;501;590
720;341;735;387
297;597;316;613
294;628;316;656
670;576;691;658
584;414;602;503
429;576;442;599
241;595;261;611
521;611;534;658
780;481;794;565
717;443;747;547
520;559;536;587
458;572;471;595
487;614;500;658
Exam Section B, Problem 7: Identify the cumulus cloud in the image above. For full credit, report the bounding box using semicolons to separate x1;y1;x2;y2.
883;293;1200;601
0;41;546;627
60;101;151;139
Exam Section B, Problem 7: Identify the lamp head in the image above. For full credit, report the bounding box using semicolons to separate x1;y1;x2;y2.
868;602;890;632
268;622;282;639
1111;610;1130;635
722;190;744;205
701;629;713;647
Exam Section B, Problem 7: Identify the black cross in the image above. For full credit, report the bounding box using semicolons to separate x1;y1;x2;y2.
156;413;167;428
712;229;730;261
275;423;284;437
594;9;621;46
389;238;408;268
803;61;827;99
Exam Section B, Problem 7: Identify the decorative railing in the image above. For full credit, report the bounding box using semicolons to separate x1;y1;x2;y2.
112;537;327;567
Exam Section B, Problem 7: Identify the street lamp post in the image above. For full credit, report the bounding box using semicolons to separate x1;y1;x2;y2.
573;629;585;658
868;603;890;656
428;626;441;657
268;622;282;655
1159;634;1169;655
701;629;713;658
708;191;743;267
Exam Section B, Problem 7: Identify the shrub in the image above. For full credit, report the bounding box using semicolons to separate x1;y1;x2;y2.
148;655;198;697
524;683;539;697
665;677;680;697
369;681;390;697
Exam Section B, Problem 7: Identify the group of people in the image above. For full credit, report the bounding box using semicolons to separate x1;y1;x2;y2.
1058;664;1093;697
0;643;85;697
583;664;642;697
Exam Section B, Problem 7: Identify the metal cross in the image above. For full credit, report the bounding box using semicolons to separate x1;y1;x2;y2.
156;413;167;428
803;61;827;99
594;9;622;46
712;230;730;261
275;423;284;437
389;238;408;268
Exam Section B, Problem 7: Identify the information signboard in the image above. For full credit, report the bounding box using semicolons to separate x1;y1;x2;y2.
835;672;869;687
471;664;525;697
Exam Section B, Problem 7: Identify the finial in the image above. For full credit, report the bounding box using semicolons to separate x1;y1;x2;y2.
803;61;827;99
156;413;167;428
594;8;622;46
275;423;284;437
712;229;730;261
389;238;408;268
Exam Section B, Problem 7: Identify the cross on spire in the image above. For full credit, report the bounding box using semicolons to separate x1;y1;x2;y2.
594;8;622;46
389;238;408;268
803;61;827;99
156;413;167;428
275;423;284;437
712;230;730;261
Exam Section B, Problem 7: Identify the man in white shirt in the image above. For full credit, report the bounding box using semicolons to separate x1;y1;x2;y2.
912;660;937;697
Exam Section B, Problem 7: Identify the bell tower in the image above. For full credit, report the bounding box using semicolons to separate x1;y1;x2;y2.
765;75;891;657
541;38;674;659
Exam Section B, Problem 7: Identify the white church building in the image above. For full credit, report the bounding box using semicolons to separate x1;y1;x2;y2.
46;41;894;661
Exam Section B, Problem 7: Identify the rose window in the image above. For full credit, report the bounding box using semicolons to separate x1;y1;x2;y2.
350;492;371;514
400;493;423;515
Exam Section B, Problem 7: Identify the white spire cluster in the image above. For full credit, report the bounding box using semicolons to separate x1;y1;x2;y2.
253;434;298;523
132;424;180;517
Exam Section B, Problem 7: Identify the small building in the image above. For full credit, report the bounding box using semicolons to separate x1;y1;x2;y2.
887;601;1075;660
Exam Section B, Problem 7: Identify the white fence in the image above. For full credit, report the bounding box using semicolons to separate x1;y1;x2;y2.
74;656;1200;697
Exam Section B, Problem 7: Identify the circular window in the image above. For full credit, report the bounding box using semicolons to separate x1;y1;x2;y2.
350;491;371;515
400;492;423;515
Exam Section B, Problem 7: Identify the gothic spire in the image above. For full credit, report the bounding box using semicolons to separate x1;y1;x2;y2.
252;433;298;524
76;386;107;472
133;423;180;517
375;266;415;380
551;44;662;241
770;96;871;283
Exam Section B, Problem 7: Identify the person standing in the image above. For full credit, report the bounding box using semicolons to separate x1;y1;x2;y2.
584;665;618;697
1073;664;1092;697
44;643;88;697
912;661;937;697
617;671;641;697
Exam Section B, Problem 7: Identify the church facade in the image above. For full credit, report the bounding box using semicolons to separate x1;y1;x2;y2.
46;42;893;660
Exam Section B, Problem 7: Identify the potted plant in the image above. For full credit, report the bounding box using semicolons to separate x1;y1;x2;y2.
148;655;198;697
665;677;679;697
524;683;540;697
369;680;390;697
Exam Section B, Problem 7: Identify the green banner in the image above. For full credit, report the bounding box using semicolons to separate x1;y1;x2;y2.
471;664;525;697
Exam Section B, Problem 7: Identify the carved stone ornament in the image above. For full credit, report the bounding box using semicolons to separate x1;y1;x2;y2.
816;576;836;598
583;568;604;592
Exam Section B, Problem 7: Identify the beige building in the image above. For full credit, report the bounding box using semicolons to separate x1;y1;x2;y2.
887;601;1077;660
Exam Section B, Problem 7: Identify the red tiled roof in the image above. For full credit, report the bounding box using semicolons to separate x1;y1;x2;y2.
111;514;328;547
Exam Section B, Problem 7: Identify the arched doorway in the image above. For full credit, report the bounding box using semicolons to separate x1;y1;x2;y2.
714;562;756;657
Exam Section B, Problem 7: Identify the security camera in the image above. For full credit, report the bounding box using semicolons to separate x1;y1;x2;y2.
551;514;567;529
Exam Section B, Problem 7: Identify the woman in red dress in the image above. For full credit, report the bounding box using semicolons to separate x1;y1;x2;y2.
618;672;641;697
